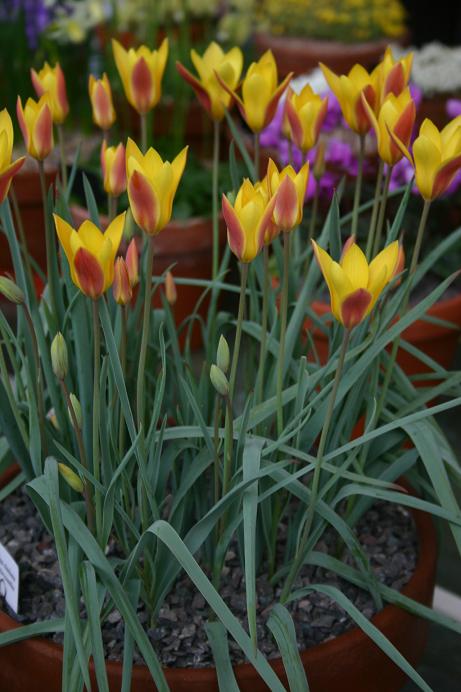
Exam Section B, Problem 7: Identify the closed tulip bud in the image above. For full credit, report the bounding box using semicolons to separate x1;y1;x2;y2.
0;109;25;203
312;240;399;329
88;73;116;131
176;41;243;121
113;257;132;305
31;62;69;125
210;364;229;397
68;393;82;430
126;138;188;235
112;38;169;115
362;88;415;166
285;85;328;153
51;332;68;380
267;159;309;231
0;276;24;304
125;238;139;288
101;140;126;197
377;47;413;106
165;271;177;305
217;335;230;374
17;94;54;160
320;62;378;135
58;463;84;493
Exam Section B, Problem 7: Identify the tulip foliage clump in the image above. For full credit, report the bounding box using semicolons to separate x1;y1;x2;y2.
1;37;461;692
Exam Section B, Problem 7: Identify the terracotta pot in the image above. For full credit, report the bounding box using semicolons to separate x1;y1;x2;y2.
71;206;226;350
309;293;461;375
0;466;436;692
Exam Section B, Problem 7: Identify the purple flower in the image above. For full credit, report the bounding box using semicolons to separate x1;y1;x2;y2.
447;99;461;119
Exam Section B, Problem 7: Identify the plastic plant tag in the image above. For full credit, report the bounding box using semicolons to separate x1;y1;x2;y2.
0;541;19;613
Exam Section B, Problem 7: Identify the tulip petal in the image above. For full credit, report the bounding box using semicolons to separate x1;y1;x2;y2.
128;169;159;234
74;248;104;299
77;220;105;255
105;212;126;258
176;61;212;116
340;243;369;289
32;102;53;160
0;157;25;204
368;241;399;297
432;153;461;199
413;135;442;200
53;213;74;265
273;175;299;230
131;56;154;114
263;72;294;131
340;288;372;328
222;193;245;261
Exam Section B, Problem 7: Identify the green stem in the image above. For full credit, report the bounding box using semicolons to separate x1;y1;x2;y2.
372;164;392;256
366;159;384;260
140;112;148;153
10;185;33;288
254;132;260;181
229;263;249;399
57;124;68;191
351;134;365;238
308;181;319;243
276;232;291;437
23;305;46;460
256;245;269;406
222;396;234;500
212;119;221;280
92;299;102;542
280;328;351;602
136;237;155;430
118;304;127;458
108;193;117;222
213;398;221;508
38;160;58;318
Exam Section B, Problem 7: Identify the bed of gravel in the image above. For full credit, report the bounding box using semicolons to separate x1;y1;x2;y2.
0;485;418;668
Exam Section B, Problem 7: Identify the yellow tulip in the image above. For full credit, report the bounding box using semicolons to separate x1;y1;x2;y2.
220;50;293;133
284;85;328;153
112;38;168;114
0;109;25;203
312;239;399;329
266;158;309;231
126;138;188;235
88;73;116;131
31;62;69;125
16;94;54;160
320;62;378;135
362;88;416;165
222;179;276;263
53;212;126;299
101;141;126;197
176;41;243;121
391;117;461;201
376;46;413;106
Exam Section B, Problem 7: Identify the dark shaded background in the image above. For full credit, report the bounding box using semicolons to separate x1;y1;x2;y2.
403;0;461;45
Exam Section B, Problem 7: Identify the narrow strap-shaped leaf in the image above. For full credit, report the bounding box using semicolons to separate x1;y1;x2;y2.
0;618;65;646
205;621;240;692
80;561;109;692
267;604;309;692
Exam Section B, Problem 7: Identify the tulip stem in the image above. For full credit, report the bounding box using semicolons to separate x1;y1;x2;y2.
57;125;68;191
256;245;269;407
38;160;58;319
108;193;117;222
366;159;384;260
351;134;365;239
212;119;221;280
229;262;249;399
22;305;46;461
140;112;148;153
10;185;34;290
137;236;154;430
372;164;392;256
92;298;102;542
254;132;260;180
308;181;319;243
276;231;291;437
280;328;351;603
118;304;128;458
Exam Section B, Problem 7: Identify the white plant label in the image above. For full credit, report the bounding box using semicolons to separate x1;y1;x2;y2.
0;541;19;613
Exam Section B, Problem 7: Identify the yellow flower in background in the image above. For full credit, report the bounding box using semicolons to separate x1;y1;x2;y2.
284;84;328;153
31;62;69;125
53;212;126;299
220;50;293;133
266;158;309;231
88;73;116;131
362;88;415;165
391;117;461;201
312;239;399;329
126;138;188;235
16;94;54;160
176;41;243;121
0;109;25;203
112;38;169;114
320;62;378;134
222;179;276;262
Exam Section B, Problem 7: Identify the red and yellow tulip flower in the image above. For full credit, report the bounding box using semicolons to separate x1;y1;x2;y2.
176;42;243;122
31;62;69;125
220;50;293;133
319;63;378;135
362;88;416;166
113;257;132;305
285;85;328;153
101;141;126;198
126;138;187;235
88;73;116;131
377;46;413;106
125;237;139;288
17;94;54;160
53;212;126;299
112;38;168;115
312;239;399;329
0;109;25;203
392;116;461;200
266;158;309;231
254;178;280;245
222;179;276;263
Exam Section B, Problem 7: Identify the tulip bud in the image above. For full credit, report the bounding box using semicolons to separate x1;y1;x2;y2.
51;332;68;380
0;276;24;304
58;463;84;493
113;257;132;306
165;271;177;306
217;335;230;374
68;393;82;430
210;364;229;397
101;140;126;198
88;73;116;131
125;238;139;288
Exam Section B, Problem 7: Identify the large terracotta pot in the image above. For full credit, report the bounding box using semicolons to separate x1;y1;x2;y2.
71;206;226;350
0;467;436;692
309;293;461;375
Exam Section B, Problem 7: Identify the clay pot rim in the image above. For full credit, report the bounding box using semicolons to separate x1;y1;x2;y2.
254;32;394;52
0;466;436;684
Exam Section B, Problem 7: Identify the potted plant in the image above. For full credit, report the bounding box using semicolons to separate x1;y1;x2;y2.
1;41;461;692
